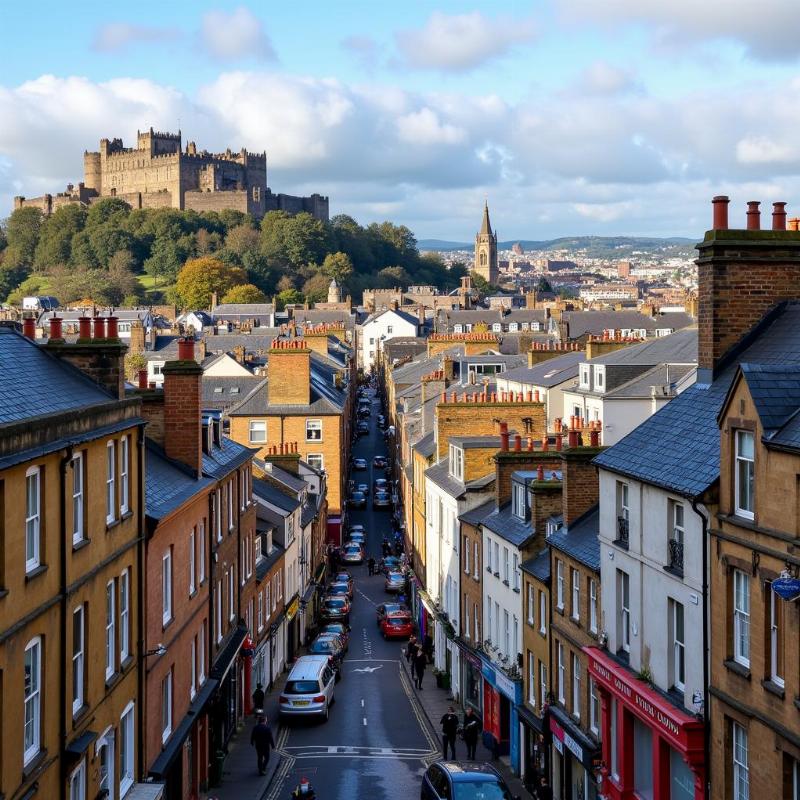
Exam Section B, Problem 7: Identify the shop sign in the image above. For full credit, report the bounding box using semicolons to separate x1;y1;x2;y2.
549;716;583;762
494;669;517;701
459;644;482;669
286;597;300;621
482;662;495;685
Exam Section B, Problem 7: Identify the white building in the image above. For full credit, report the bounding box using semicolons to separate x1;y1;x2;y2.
358;308;419;372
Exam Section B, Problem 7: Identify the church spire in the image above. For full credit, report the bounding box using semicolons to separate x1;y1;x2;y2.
480;199;493;236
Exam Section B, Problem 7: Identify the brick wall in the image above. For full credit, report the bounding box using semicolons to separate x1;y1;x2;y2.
561;446;602;526
267;343;311;405
163;359;203;475
495;450;562;508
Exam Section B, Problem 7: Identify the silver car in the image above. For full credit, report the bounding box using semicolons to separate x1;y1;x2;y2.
279;655;337;721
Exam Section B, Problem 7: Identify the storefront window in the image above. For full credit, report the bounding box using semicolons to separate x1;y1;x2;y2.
610;699;618;779
670;748;695;800
464;660;481;712
633;718;654;800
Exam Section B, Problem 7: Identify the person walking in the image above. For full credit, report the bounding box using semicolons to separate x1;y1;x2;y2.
440;706;459;760
413;646;427;689
250;714;275;775
251;682;265;713
536;776;553;800
462;707;481;759
367;556;376;576
423;634;434;664
405;635;417;662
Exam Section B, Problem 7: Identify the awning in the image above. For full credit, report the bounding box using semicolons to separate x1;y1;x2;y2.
210;624;248;684
548;704;601;771
516;702;546;734
149;678;220;779
65;730;97;764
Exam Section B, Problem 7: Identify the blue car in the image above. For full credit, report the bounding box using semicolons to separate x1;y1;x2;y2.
420;762;518;800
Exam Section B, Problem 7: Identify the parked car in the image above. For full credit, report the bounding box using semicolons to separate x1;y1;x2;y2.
308;634;345;676
347;532;366;547
420;761;518;800
381;555;402;574
357;421;369;435
356;483;369;494
327;580;353;599
279;655;336;722
348;491;367;509
348;524;364;534
321;596;351;622
377;415;386;429
373;478;388;495
376;602;410;625
358;406;371;418
340;543;364;565
373;490;392;509
381;613;413;639
320;622;350;650
373;455;388;469
352;457;368;470
384;570;406;593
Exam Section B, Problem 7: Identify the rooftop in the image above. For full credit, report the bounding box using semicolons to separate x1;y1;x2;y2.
547;505;600;571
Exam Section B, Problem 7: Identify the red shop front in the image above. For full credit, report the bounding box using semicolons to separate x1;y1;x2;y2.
583;647;705;800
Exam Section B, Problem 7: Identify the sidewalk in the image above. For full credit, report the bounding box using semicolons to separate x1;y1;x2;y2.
209;667;289;800
399;649;533;800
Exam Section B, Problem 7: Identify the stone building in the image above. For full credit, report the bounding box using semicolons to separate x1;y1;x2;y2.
475;201;499;285
14;127;329;222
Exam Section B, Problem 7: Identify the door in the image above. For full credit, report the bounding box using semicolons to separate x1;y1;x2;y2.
97;728;115;800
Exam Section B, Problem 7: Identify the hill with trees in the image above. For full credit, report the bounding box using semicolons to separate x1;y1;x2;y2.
0;200;468;309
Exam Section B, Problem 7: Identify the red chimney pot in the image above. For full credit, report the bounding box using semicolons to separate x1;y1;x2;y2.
106;316;119;340
772;202;787;231
514;434;522;452
746;200;761;230
712;195;730;230
590;429;600;447
93;315;106;339
177;337;195;360
77;316;90;339
22;316;35;340
49;316;63;340
137;368;148;389
556;433;563;451
537;464;545;481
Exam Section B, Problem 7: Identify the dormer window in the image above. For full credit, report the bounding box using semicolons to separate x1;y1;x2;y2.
513;482;529;520
509;322;519;332
454;324;463;333
450;444;464;481
580;366;591;389
594;367;604;389
546;517;563;539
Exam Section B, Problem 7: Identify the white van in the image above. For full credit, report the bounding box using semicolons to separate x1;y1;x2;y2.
279;655;336;721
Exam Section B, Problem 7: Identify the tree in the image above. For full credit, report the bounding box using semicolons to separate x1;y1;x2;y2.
537;277;553;293
4;207;43;268
275;288;304;310
143;238;191;287
302;273;331;304
221;284;267;304
375;266;411;288
6;274;51;305
85;197;131;228
34;204;86;270
276;275;297;292
175;257;247;309
469;270;491;293
224;224;261;263
102;250;141;305
260;211;331;269
321;251;353;284
195;228;223;255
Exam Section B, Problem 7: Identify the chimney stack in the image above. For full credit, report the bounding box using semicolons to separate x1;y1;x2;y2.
49;316;63;341
267;338;311;405
93;315;106;340
163;338;203;476
712;195;729;230
746;201;761;230
22;315;36;340
772;202;787;231
500;422;509;452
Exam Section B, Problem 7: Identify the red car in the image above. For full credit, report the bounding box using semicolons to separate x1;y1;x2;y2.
380;613;413;639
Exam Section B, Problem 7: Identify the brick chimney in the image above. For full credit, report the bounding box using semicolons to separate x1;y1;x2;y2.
258;442;302;476
162;338;203;476
130;321;146;355
528;340;581;367
560;433;603;527
697;196;800;379
421;369;447;407
267;338;311;405
494;430;563;509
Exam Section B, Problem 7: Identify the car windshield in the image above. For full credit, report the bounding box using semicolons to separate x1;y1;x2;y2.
352;492;365;500
311;640;334;652
323;625;345;634
376;492;390;500
344;546;360;554
452;780;511;800
325;599;346;608
329;584;348;593
388;618;408;626
285;680;321;694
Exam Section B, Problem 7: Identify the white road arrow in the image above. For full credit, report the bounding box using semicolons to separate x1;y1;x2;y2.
353;665;384;673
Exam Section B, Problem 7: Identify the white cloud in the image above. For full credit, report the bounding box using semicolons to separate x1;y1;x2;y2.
396;108;466;145
395;11;536;71
200;6;276;61
579;61;638;95
736;136;798;166
573;201;633;223
92;23;179;53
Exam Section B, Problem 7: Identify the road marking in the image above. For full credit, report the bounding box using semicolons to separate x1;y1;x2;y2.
353;664;383;673
361;698;365;707
363;716;368;726
399;661;440;752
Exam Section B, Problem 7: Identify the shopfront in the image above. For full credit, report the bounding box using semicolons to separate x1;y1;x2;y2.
584;647;705;800
412;579;434;642
549;706;601;800
458;642;483;714
285;594;300;662
481;660;522;771
518;704;548;792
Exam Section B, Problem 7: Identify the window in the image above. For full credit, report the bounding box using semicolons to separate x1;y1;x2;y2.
616;481;630;545
450;444;463;480
539;661;548;708
72;605;85;715
733;569;750;667
513;554;520;590
189;529;196;595
106;441;116;523
590;678;600;736
227;480;234;530
474;604;480;643
556;560;564;610
25;466;41;572
120;569;130;663
198;521;206;584
120;436;129;514
513;615;519;658
493;542;499;575
249;420;266;444
307;453;324;471
571;569;580;621
486;594;492;641
769;586;784;687
229;567;235;621
105;580;116;680
733;722;749;800
69;760;86;800
503;610;510;655
618;569;630;654
71;453;84;544
486;539;492;573
572;653;581;719
258;591;264;631
539;590;547;635
557;642;565;703
513;482;527;519
215;489;222;541
528;652;536;706
595;368;604;389
215;582;222;641
670;599;685;691
120;702;135;797
735;431;755;518
527;584;535;625
463;536;470;573
190;638;197;700
589;578;598;634
503;547;510;584
161;670;173;743
668;499;685;572
306;419;322;441
24;637;41;764
162;550;173;626
473;541;479;578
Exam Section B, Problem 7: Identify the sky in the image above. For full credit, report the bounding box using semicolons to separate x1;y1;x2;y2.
2;0;800;240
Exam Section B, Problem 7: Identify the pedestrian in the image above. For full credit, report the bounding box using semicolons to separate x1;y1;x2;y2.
537;776;553;800
367;556;376;576
440;706;459;760
423;634;434;664
405;635;417;662
462;707;481;759
413;646;427;689
252;682;265;713
250;714;275;775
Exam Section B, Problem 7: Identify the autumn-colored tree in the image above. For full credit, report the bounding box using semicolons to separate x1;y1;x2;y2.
175;257;247;309
221;284;267;304
321;251;353;284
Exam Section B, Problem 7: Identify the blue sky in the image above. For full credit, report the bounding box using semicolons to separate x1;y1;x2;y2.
2;1;800;239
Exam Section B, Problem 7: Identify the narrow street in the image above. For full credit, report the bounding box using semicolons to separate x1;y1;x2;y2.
266;388;440;800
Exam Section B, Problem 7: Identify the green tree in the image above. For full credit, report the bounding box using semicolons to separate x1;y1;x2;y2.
101;250;141;305
275;288;304;310
143;238;191;287
375;265;411;288
321;251;353;284
537;277;553;293
221;283;267;304
85;197;131;228
34;204;86;270
469;270;491;293
175;257;247;309
302;273;331;303
6;274;51;305
4;207;43;268
260;211;331;269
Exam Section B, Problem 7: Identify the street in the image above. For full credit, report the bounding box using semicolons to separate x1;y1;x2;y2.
266;388;440;800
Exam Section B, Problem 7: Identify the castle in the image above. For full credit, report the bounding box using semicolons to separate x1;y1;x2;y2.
474;200;498;284
13;127;329;222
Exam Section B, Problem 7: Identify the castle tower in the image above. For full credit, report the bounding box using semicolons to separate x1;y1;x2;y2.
328;278;341;304
474;201;498;285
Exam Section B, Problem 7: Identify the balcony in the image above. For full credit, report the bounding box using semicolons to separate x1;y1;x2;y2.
615;516;629;549
666;537;684;576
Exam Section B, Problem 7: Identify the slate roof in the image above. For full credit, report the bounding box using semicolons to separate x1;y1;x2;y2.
201;436;253;480
413;430;436;459
499;351;585;388
450;435;504;449
521;547;551;582
587;328;698;366
212;303;275;317
481;502;535;547
459;499;495;526
254;459;308;493
739;363;800;434
292;310;356;328
424;458;466;498
595;301;800;497
202;376;262;411
547;506;600;571
0;326;116;424
145;443;214;521
561;310;694;339
253;478;301;513
603;363;695;399
769;411;800;450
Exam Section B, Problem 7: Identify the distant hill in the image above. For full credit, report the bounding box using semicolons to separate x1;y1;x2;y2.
419;235;697;258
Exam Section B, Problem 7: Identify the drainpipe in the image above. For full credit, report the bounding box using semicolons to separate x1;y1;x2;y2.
59;445;74;793
136;424;146;781
691;496;710;800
